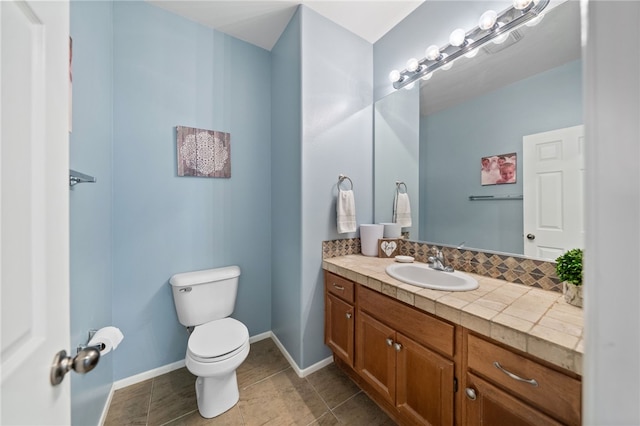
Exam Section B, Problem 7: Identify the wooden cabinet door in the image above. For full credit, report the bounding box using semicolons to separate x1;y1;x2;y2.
356;311;396;405
464;373;562;426
325;292;354;366
396;333;455;426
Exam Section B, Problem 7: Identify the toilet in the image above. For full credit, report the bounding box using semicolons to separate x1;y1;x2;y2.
169;265;250;418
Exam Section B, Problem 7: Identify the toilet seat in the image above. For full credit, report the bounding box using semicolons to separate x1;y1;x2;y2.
187;318;249;363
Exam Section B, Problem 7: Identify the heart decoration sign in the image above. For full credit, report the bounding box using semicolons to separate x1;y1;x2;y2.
378;238;399;258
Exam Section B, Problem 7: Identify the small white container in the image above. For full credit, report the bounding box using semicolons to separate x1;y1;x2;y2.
360;224;384;256
381;222;402;238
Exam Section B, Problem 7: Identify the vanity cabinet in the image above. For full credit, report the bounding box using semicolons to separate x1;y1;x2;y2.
324;271;355;366
463;331;581;426
356;286;456;426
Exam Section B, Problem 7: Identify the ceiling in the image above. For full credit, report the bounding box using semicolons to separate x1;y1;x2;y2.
147;1;425;51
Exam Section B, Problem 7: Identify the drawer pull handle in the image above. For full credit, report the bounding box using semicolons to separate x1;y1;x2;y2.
386;338;394;347
346;312;352;319
493;361;539;387
393;342;402;352
465;388;477;400
332;283;345;291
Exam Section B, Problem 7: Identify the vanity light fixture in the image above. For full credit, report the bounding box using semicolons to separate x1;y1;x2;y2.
389;0;550;90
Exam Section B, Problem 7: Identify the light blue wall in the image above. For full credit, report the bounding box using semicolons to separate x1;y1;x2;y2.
271;10;303;365
420;60;582;252
374;85;419;235
112;1;271;380
299;7;373;368
69;2;113;425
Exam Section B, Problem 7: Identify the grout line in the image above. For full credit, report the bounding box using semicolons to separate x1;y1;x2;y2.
158;409;198;426
145;377;154;426
239;365;293;391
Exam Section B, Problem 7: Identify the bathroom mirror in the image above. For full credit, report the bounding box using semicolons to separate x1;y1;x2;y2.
374;1;582;259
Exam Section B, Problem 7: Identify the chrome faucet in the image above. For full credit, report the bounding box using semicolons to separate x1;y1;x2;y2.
428;250;454;273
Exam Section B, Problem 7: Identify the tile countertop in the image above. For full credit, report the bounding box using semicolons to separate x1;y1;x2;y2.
323;254;584;376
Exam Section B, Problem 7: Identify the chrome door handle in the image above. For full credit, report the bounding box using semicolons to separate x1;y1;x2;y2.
493;361;539;387
50;348;100;386
526;233;536;240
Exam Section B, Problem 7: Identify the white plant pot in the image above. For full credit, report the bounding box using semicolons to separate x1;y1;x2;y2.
563;282;583;308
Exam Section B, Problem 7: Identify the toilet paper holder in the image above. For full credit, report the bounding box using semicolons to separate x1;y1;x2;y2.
77;329;106;354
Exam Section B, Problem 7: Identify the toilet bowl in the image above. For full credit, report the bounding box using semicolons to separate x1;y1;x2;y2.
169;266;249;419
185;318;250;418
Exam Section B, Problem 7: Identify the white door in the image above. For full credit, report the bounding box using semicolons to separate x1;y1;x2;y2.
1;1;70;424
523;125;585;260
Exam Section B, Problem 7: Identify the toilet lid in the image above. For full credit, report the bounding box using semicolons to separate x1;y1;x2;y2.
188;318;249;359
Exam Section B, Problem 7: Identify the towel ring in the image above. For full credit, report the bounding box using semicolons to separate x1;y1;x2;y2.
338;174;353;191
396;181;407;193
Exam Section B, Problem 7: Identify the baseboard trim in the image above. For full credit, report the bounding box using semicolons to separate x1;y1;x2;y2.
98;385;115;426
270;332;333;378
114;359;186;390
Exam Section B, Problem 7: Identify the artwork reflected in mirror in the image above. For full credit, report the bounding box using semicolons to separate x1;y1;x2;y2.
481;153;517;186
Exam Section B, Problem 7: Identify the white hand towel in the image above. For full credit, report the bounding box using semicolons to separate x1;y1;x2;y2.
337;189;356;234
393;192;412;227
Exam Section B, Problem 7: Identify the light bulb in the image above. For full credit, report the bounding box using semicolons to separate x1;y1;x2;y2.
449;29;466;47
526;14;544;27
513;0;532;10
425;45;441;61
389;69;401;83
464;39;478;58
406;58;419;72
479;10;497;30
421;72;433;81
441;53;453;70
404;82;415;90
493;33;509;44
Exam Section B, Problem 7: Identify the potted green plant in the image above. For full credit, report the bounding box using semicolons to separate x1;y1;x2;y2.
555;248;583;307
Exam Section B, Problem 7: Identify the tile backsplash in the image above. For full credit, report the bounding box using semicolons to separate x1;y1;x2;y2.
322;238;562;293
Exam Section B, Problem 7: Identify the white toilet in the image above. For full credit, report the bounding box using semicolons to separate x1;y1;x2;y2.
169;265;250;418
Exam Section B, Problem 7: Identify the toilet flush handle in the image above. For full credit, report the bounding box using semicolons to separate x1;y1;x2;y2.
179;287;192;293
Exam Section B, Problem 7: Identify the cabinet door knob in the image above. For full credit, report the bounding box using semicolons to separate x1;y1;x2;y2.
393;342;402;352
465;388;477;400
345;312;352;319
386;338;394;346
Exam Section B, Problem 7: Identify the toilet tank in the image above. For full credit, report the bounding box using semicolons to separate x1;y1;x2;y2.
169;265;241;326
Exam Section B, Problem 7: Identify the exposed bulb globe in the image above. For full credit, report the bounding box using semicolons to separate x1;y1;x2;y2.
479;10;497;30
493;33;509;44
526;14;544;27
389;69;401;83
404;82;415;90
449;29;466;47
440;53;453;70
464;39;478;58
513;0;532;10
425;45;441;61
406;58;419;72
421;72;433;81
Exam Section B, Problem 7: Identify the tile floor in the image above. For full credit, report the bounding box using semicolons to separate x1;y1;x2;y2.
104;338;397;425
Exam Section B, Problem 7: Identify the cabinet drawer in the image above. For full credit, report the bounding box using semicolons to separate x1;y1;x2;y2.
325;271;354;303
358;285;455;358
467;333;581;425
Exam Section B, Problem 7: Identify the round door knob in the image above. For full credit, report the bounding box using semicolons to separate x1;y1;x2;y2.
50;347;101;386
345;312;352;319
465;388;477;400
386;338;393;346
526;233;536;240
393;342;402;352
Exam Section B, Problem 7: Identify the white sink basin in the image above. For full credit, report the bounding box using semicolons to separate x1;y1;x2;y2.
386;263;479;291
